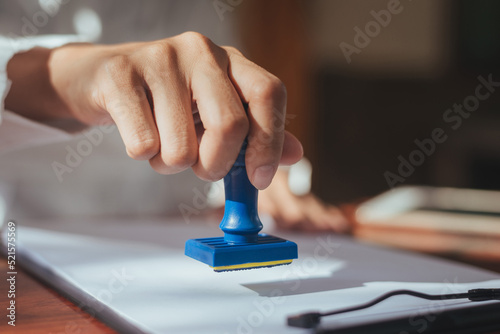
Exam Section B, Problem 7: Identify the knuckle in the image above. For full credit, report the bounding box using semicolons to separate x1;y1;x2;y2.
196;169;223;183
162;142;198;171
216;113;249;141
101;56;137;93
192;163;228;182
139;43;177;82
250;76;287;106
150;159;175;175
192;168;216;182
143;42;176;62
126;136;159;160
180;31;212;48
223;46;244;57
180;31;226;67
104;55;132;78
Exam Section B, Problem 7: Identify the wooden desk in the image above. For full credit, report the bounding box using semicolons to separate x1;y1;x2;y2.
0;259;114;333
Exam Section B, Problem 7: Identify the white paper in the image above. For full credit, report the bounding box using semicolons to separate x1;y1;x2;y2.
3;217;500;333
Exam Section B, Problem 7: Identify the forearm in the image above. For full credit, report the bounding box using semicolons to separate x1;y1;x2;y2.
5;47;69;121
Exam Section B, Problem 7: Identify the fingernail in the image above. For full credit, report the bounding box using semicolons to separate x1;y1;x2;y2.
252;165;276;189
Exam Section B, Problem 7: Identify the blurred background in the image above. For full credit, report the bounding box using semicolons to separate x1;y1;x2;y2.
2;2;500;330
237;0;500;204
1;0;499;218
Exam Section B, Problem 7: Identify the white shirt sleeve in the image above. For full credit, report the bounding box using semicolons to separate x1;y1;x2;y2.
0;35;88;154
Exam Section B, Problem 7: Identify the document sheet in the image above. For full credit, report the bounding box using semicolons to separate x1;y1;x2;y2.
3;217;500;333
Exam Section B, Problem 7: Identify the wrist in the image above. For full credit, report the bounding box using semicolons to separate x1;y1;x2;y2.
5;47;70;121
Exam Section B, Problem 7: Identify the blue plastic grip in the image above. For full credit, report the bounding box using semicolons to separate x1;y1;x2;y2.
185;139;298;269
219;140;263;244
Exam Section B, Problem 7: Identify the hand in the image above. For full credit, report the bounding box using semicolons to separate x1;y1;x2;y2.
5;32;302;189
259;169;351;233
